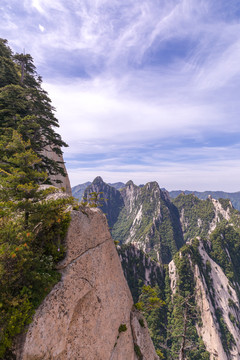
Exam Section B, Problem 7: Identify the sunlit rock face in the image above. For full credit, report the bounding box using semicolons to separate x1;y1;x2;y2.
14;208;158;360
42;147;72;195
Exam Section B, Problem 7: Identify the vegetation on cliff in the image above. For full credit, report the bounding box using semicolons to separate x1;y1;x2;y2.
0;38;67;180
170;190;240;212
133;242;210;359
0;39;73;358
74;177;240;357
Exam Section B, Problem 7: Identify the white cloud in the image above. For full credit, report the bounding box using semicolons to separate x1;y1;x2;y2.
31;0;44;13
44;66;235;153
196;38;240;89
1;0;240;191
30;0;65;14
39;24;45;32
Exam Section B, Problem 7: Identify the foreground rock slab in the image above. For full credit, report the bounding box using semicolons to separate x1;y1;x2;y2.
15;208;158;360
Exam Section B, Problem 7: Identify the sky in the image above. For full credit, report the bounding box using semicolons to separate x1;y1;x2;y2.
1;0;240;191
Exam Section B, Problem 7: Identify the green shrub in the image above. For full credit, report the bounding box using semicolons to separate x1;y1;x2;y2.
118;324;127;333
134;343;143;359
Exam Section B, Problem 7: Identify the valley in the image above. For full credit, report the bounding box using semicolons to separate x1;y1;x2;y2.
73;176;240;359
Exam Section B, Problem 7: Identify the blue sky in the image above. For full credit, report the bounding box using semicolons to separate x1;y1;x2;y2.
1;0;240;191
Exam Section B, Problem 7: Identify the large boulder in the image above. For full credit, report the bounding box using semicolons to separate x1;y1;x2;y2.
14;208;158;360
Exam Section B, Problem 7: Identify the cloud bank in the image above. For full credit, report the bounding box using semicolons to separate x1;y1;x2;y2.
1;0;240;190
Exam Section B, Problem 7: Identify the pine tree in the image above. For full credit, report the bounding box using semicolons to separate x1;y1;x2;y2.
0;38;68;181
0;130;48;226
0;131;73;358
0;40;74;357
0;38;19;86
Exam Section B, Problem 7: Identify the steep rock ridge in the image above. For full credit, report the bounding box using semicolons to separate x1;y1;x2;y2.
118;244;164;302
83;176;124;229
195;241;240;359
169;190;240;212
194;264;226;360
112;181;183;263
208;197;232;233
173;194;234;241
121;180;142;213
168;259;177;295
15;208;158;360
42;147;72;195
72;181;125;201
168;237;240;360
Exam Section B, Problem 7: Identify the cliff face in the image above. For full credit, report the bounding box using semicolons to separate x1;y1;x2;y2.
15;208;158;360
195;241;240;360
172;194;234;242
84;176;124;228
168;236;240;360
84;177;183;264
169;189;240;212
118;244;164;302
116;181;183;263
42;147;72;195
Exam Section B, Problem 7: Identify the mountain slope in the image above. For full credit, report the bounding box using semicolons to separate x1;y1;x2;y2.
83;176;124;229
72;177;240;358
72;181;91;200
112;180;184;263
167;224;240;360
83;177;184;263
172;193;235;242
118;244;164;302
170;190;240;211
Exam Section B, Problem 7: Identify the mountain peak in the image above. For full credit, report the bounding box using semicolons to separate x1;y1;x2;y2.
125;180;135;187
92;176;104;184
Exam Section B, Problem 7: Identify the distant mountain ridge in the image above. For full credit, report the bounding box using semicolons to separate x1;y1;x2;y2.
78;177;237;265
72;180;125;201
82;177;184;263
169;190;240;211
72;181;240;211
72;177;240;358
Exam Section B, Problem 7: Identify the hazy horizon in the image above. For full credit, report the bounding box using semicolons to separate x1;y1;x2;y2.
71;175;240;193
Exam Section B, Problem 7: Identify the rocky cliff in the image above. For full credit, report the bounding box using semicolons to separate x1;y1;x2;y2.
84;176;124;229
42;147;72;195
14;208;158;360
83;177;184;263
172;193;234;241
167;226;240;360
72;177;240;358
118;244;164;302
169;190;240;212
195;240;240;360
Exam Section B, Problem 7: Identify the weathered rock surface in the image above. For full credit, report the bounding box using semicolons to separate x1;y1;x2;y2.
169;239;240;360
42;147;72;195
118;244;164;302
112;180;183;264
195;241;240;360
83;176;124;228
15;208;158;360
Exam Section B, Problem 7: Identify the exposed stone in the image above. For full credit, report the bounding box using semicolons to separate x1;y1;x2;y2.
15;208;158;360
168;259;178;295
195;240;240;360
130;309;159;360
208;198;231;234
42;147;72;195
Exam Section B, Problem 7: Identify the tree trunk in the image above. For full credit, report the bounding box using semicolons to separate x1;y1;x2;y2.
21;60;25;84
179;307;188;360
25;210;29;229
